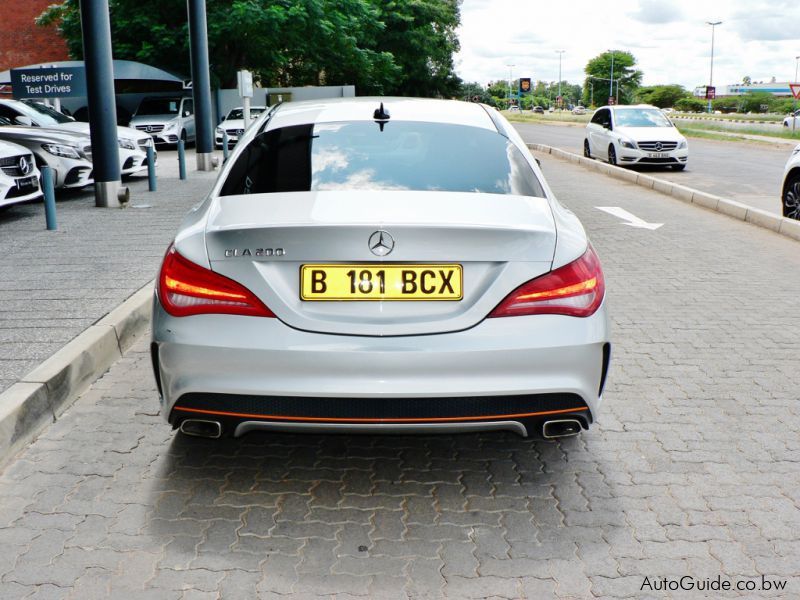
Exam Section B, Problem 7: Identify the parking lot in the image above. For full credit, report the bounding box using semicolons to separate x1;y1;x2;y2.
0;150;797;598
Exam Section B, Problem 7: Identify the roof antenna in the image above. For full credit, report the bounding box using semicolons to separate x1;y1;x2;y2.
373;102;390;131
373;102;390;120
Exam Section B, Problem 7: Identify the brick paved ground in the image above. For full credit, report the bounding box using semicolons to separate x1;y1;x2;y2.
0;150;217;394
0;153;798;598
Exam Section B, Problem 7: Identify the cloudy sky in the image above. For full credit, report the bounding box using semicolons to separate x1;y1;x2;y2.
454;0;800;91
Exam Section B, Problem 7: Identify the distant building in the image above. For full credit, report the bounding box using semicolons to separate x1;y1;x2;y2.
693;82;794;98
0;0;69;74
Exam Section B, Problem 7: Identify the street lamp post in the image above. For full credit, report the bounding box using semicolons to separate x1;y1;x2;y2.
706;21;722;114
506;63;515;108
556;50;565;109
793;55;799;133
609;51;614;105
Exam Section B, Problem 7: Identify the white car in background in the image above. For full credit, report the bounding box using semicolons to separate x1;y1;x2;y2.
129;96;196;146
584;104;689;170
215;106;267;149
0;117;93;189
0;139;42;208
0;99;153;176
783;109;800;128
781;144;800;220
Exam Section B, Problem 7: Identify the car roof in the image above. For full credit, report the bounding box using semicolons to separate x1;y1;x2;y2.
266;97;497;131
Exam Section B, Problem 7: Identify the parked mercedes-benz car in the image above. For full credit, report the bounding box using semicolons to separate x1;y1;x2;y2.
781;143;800;220
0;98;152;176
584;104;689;170
0;139;42;208
215;106;267;149
151;97;610;441
784;109;800;129
0;117;93;189
129;96;195;146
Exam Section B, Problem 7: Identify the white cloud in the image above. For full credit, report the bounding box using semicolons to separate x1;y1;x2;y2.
455;0;800;90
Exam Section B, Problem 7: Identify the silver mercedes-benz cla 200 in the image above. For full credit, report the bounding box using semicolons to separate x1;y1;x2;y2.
151;97;610;440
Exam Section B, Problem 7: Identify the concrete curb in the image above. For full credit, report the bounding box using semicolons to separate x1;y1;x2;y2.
0;281;154;467
528;143;800;243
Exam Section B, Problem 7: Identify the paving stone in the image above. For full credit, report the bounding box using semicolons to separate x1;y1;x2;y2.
1;151;799;597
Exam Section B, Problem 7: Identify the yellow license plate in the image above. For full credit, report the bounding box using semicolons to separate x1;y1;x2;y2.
301;264;462;301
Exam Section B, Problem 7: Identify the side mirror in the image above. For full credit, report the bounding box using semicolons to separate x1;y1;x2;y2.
15;116;33;126
183;110;191;117
220;115;226;121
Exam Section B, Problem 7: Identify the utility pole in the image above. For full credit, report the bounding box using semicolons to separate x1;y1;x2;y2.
706;21;722;114
793;55;799;133
556;50;565;109
506;64;515;108
79;0;124;207
609;51;614;105
188;0;215;171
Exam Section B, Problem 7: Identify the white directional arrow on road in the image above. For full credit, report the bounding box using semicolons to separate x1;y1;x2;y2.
595;206;664;230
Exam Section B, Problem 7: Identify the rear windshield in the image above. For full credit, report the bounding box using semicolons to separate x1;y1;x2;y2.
220;121;545;197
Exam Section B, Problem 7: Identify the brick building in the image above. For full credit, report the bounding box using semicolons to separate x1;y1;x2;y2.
0;0;69;73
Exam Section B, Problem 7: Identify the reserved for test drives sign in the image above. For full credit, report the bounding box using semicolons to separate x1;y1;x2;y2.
10;67;87;99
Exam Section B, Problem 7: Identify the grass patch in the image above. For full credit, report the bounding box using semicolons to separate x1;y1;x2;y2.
675;121;800;140
504;111;590;125
673;112;783;123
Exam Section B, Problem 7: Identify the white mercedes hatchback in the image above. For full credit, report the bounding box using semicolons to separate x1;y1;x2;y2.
585;104;689;170
151;97;610;440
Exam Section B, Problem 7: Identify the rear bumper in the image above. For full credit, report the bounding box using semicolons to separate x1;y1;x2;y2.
152;299;610;436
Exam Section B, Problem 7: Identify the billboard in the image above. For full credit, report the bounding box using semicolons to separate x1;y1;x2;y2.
519;78;531;94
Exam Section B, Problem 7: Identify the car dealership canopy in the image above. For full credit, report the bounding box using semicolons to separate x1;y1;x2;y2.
0;59;186;93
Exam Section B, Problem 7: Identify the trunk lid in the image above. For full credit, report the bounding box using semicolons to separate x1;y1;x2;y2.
204;190;556;336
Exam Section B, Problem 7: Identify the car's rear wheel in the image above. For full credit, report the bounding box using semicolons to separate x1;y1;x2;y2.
783;173;800;220
672;164;686;171
608;145;617;166
583;139;592;158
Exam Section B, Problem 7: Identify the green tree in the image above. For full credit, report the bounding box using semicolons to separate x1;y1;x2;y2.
373;0;461;97
37;0;459;96
582;50;642;106
635;84;689;108
674;97;705;112
459;81;493;105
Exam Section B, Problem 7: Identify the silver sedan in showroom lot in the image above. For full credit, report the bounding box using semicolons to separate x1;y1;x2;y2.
0;117;93;189
0;98;153;177
151;97;610;440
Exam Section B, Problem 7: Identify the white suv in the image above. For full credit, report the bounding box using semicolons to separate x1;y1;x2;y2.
129;96;196;146
781;144;800;220
584;104;689;170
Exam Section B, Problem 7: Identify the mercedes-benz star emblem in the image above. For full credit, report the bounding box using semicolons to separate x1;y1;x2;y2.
368;230;394;256
18;155;32;176
146;125;154;133
654;142;663;151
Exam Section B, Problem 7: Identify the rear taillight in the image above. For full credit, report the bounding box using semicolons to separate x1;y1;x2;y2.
158;244;275;318
488;246;605;318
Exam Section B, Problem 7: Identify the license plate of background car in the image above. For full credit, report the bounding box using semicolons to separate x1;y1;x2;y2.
16;176;37;190
300;264;463;301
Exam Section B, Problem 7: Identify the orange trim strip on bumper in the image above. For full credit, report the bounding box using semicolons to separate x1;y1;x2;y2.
171;406;589;424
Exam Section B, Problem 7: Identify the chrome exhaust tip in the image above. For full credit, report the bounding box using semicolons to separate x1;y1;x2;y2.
179;419;222;439
542;419;582;439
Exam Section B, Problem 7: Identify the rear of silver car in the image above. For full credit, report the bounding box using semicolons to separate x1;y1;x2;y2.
151;99;610;439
